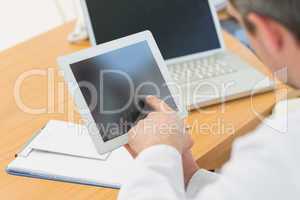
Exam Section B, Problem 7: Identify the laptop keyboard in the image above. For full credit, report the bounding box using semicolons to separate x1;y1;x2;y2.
168;56;238;84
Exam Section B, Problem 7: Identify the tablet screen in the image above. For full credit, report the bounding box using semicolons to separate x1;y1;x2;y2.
70;41;177;142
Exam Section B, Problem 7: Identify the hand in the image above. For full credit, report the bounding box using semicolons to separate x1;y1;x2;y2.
126;96;191;156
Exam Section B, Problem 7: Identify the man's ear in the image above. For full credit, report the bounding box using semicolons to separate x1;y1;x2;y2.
247;13;284;54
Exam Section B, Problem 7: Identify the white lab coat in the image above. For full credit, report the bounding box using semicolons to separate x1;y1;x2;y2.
118;99;300;200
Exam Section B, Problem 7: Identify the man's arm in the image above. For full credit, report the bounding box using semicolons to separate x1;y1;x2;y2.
118;96;191;200
118;145;186;200
118;96;223;200
182;150;200;186
118;96;299;200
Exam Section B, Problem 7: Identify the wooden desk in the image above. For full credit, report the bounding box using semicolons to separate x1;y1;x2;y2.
0;22;290;199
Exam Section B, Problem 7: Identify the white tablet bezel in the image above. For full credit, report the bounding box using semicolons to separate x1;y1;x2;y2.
80;0;226;65
58;31;188;155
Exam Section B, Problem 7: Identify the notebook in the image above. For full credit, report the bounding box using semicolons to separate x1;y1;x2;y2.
6;120;134;189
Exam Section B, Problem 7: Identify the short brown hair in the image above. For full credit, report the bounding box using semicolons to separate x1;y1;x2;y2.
229;0;300;40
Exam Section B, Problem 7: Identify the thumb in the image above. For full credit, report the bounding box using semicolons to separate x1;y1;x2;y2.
146;96;173;112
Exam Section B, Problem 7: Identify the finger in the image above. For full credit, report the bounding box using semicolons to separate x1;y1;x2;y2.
128;119;145;137
146;95;173;112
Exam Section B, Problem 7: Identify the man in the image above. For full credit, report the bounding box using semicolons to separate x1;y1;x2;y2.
118;0;300;199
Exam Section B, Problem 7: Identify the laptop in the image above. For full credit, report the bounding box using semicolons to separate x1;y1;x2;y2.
81;0;274;110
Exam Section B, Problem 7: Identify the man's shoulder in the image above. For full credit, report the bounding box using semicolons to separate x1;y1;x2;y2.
232;100;300;152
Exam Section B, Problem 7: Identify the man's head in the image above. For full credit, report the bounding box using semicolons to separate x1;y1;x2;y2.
227;0;300;88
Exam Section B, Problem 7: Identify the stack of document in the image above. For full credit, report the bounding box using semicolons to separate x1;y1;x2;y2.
6;120;134;189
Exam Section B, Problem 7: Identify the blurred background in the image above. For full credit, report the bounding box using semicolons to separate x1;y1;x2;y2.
0;0;76;51
0;0;249;52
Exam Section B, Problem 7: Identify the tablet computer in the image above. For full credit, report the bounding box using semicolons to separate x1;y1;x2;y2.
58;31;187;155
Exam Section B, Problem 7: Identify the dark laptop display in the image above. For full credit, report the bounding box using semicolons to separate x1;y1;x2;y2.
84;0;221;60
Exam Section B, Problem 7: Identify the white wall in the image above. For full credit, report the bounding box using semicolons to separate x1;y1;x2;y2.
0;0;76;51
0;0;227;52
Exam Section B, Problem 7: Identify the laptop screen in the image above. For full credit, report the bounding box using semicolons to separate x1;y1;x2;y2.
84;0;221;60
